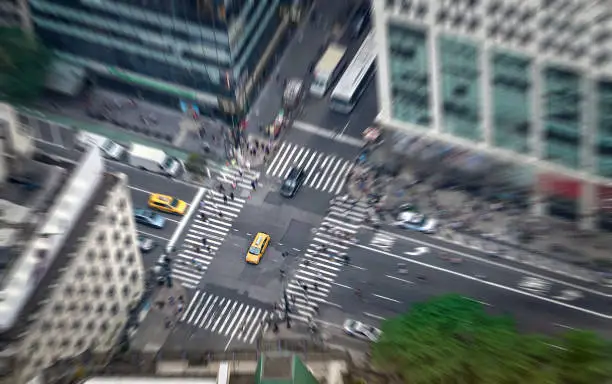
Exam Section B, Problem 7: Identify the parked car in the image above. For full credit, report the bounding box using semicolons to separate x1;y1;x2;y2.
343;319;381;342
134;208;166;229
394;211;437;234
280;167;306;198
350;4;371;39
138;235;156;253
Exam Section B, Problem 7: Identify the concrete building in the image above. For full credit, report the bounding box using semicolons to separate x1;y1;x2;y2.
0;0;33;30
28;0;299;122
0;104;145;384
372;0;612;229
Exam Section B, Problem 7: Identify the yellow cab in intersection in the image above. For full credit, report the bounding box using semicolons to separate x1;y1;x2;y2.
246;232;270;265
148;193;187;215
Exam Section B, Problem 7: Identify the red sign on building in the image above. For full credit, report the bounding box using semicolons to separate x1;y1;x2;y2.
537;173;581;200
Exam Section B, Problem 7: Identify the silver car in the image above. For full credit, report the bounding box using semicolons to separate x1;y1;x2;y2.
138;235;156;253
343;319;382;342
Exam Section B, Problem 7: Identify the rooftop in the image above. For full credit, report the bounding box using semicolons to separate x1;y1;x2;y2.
0;150;117;349
0;156;70;285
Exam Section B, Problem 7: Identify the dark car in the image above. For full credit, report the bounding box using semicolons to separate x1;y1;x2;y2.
280;167;306;197
350;5;371;39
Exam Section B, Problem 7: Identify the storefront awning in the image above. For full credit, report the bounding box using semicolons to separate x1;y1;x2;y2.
44;59;87;96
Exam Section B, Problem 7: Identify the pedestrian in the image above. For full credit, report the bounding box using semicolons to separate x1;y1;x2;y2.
313;282;318;291
303;259;310;267
251;180;257;190
230;192;234;200
202;238;207;246
223;194;228;204
218;211;223;218
207;245;211;253
200;212;206;221
218;184;225;193
195;245;200;253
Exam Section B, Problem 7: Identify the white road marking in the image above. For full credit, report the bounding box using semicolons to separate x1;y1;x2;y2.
385;275;414;285
363;312;386;321
370;229;611;298
167;187;205;250
373;294;401;303
351;241;612;319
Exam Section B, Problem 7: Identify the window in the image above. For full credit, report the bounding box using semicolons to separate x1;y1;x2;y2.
60;338;70;348
72;320;82;330
130;271;140;283
78;285;88;296
75;267;86;280
122;285;131;298
68;302;78;312
64;286;75;297
87;249;96;261
56;321;66;330
75;338;85;350
96;303;106;314
100;250;110;261
97;232;106;244
110;303;120;315
89;266;100;278
83;303;92;312
93;286;102;298
52;303;64;314
118;198;127;210
86;321;95;331
107;287;116;298
126;253;136;265
119;267;127;278
108;214;117;224
124;236;133;247
115;250;124;262
100;321;109;332
121;218;129;228
113;230;121;241
40;321;52;332
104;268;113;279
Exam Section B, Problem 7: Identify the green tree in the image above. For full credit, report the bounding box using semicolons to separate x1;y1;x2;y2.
371;294;612;384
185;153;209;176
0;27;52;103
552;329;612;384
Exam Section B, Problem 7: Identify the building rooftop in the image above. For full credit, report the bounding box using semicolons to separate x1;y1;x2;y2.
0;156;70;285
0;149;116;350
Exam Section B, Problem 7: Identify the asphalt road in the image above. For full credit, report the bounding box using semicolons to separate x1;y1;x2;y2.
35;139;200;270
318;228;612;337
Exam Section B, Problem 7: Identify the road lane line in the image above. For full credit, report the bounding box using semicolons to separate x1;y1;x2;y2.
373;294;401;303
364;312;386;321
333;282;353;289
167;187;205;251
136;230;169;242
554;323;576;330
386;275;414;285
463;297;491;306
352;241;612;319
370;228;610;298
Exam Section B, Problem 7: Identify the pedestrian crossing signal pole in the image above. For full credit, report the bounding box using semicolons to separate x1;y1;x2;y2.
283;287;291;329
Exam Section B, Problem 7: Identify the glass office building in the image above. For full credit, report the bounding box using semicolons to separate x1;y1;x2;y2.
374;0;612;229
29;0;285;120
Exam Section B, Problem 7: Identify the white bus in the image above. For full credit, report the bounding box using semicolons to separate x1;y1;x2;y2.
310;43;347;97
329;32;377;113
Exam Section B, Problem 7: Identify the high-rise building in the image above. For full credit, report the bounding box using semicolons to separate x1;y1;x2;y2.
0;0;32;30
29;0;292;121
0;104;145;384
372;0;612;229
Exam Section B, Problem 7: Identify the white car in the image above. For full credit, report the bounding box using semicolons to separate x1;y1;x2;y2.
76;131;125;160
395;211;437;234
343;319;382;342
518;276;551;293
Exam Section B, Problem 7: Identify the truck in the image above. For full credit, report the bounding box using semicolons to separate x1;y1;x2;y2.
128;143;183;177
75;131;126;161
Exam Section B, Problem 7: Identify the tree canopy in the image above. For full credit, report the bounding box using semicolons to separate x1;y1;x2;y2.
0;27;52;104
371;294;612;384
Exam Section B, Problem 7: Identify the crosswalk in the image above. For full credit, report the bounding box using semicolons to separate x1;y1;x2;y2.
171;188;247;288
180;290;270;345
208;162;260;190
283;197;368;320
266;142;353;194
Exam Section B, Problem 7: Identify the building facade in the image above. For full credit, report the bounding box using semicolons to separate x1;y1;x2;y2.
0;140;144;383
0;0;33;30
373;0;612;229
29;0;289;121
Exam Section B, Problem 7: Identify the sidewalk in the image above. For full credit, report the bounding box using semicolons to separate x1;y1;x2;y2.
131;284;188;353
344;141;612;277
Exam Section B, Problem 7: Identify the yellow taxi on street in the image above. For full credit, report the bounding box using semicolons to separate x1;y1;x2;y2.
246;232;270;265
148;193;187;215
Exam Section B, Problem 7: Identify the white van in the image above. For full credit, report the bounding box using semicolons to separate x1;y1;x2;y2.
76;131;126;160
128;143;183;177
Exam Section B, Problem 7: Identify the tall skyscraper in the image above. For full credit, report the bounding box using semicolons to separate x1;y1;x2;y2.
372;0;612;229
29;0;289;121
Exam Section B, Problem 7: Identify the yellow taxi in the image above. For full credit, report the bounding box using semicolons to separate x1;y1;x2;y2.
148;193;187;215
246;232;270;265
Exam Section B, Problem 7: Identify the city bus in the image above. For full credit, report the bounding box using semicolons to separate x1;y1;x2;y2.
329;32;377;113
309;43;347;98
